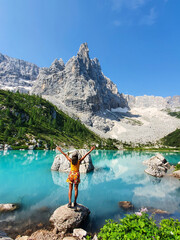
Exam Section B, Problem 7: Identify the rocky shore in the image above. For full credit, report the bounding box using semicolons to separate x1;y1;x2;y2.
0;204;95;240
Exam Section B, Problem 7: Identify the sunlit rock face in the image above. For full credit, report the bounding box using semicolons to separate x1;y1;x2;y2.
31;43;127;114
0;53;39;93
123;94;180;109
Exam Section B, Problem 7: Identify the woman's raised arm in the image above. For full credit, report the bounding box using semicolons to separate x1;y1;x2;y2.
56;146;71;162
79;146;95;162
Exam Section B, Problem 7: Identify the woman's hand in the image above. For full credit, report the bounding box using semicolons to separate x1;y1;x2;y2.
56;146;61;151
91;146;95;151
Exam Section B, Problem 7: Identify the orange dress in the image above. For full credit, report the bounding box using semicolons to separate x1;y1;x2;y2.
67;160;80;184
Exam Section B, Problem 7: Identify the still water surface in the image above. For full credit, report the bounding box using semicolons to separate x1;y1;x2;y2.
0;150;180;234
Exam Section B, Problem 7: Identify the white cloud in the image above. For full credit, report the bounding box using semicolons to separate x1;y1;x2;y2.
111;0;159;26
112;0;147;11
139;7;157;25
113;20;122;26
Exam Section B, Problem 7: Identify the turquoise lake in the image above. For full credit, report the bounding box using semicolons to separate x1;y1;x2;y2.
0;150;180;235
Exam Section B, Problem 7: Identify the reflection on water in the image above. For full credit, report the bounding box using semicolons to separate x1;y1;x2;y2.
0;150;180;235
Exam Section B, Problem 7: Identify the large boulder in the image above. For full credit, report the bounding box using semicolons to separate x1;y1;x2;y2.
50;204;90;233
51;149;94;173
143;153;170;178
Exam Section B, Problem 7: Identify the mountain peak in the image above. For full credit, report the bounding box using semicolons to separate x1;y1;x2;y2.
77;43;90;60
50;58;65;71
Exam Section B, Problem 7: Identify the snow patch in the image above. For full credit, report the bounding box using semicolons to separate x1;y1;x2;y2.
111;107;129;113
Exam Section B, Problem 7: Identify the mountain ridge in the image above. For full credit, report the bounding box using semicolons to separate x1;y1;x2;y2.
0;43;180;144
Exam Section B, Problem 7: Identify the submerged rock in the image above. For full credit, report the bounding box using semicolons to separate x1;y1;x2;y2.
0;231;13;240
0;203;19;212
143;153;170;178
118;201;134;210
0;144;4;150
173;170;180;179
51;149;94;173
16;236;28;240
4;144;12;151
50;204;90;233
147;207;170;215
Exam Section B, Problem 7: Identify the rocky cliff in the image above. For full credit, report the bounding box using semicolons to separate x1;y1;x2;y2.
124;94;180;110
0;44;180;144
0;52;39;93
31;43;127;113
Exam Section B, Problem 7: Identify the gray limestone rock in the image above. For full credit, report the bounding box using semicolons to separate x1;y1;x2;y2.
73;228;87;238
51;149;94;173
0;52;39;93
31;43;127;115
143;153;170;178
28;230;60;240
123;94;180;109
49;204;90;233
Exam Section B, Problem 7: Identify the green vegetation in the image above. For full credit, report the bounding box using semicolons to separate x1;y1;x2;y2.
125;117;143;126
161;129;180;148
175;164;180;171
168;111;180;119
97;213;180;240
0;89;118;149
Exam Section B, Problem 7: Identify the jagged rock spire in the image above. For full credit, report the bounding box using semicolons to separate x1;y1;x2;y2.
77;43;91;70
77;43;89;59
50;58;65;71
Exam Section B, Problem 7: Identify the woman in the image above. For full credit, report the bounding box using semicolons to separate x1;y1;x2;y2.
56;146;95;207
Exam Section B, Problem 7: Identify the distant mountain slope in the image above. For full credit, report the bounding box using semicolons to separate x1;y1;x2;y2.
0;52;39;93
123;94;180;109
0;89;116;149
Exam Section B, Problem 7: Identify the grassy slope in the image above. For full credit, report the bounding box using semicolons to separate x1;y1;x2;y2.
162;129;180;148
0;90;117;149
160;111;180;148
168;111;180;119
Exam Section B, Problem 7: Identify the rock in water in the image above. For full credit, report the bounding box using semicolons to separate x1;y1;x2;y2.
0;203;19;212
118;201;134;210
143;153;170;178
73;228;87;238
0;231;13;240
50;204;90;233
51;149;94;173
173;170;180;179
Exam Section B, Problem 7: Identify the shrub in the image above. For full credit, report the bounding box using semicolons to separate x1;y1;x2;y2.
175;164;180;171
98;213;180;240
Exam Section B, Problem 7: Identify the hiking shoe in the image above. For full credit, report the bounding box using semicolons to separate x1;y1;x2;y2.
67;203;71;208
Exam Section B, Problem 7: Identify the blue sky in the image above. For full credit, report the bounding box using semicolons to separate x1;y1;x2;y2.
0;0;180;97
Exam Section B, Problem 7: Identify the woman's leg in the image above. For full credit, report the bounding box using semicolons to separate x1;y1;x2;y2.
74;184;79;204
68;183;73;204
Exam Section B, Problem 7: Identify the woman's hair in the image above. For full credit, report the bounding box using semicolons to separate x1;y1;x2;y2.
71;152;78;165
